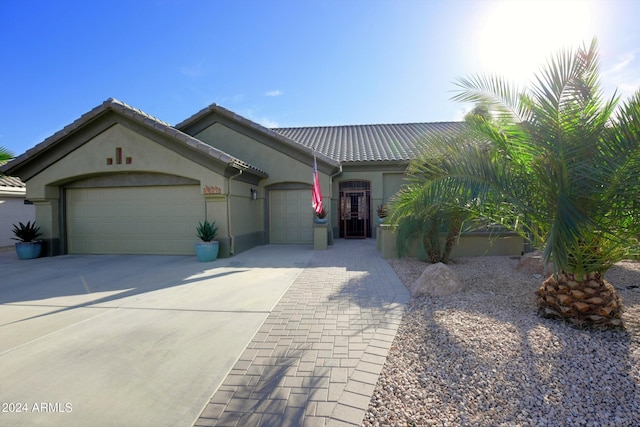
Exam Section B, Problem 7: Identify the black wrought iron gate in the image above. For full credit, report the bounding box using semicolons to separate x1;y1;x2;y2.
339;181;371;238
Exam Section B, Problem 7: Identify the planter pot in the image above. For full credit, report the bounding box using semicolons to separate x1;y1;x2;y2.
315;217;328;224
15;241;43;260
377;217;385;224
195;241;219;262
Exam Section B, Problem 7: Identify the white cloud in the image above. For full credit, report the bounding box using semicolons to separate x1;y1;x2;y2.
265;90;282;97
603;51;636;77
240;108;279;128
180;63;206;78
260;118;279;128
602;50;640;100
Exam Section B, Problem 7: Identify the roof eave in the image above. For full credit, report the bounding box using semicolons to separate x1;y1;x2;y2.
3;98;268;181
177;103;340;169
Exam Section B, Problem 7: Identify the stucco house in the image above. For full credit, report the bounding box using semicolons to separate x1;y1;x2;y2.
1;98;522;258
0;176;35;249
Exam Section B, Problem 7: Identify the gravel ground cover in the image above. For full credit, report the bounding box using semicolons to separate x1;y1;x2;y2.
364;256;640;427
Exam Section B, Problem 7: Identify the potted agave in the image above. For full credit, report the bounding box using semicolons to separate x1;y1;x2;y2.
315;205;328;224
12;221;43;260
376;204;388;224
195;220;219;262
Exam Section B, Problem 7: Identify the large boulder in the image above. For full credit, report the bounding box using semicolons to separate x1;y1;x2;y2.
409;262;465;297
517;251;554;275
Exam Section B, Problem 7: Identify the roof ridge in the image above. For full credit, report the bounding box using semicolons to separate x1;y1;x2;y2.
2;99;268;179
105;98;174;128
272;122;467;163
272;121;463;131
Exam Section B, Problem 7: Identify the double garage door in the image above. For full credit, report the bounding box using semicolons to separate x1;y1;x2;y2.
67;186;313;253
66;185;203;255
269;189;313;244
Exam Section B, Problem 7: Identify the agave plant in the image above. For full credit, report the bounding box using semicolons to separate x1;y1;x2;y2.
316;204;328;219
402;39;640;329
196;220;218;242
12;221;43;243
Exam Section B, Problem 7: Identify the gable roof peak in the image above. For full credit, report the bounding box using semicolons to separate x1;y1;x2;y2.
1;98;268;180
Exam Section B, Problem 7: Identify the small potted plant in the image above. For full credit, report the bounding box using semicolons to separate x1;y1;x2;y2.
315;205;328;224
195;220;219;262
376;204;388;224
12;221;43;260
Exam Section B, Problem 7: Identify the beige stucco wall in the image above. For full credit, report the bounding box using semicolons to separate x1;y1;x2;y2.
382;173;406;203
0;194;35;248
195;123;331;190
196;123;331;233
378;225;524;259
25;124;232;253
27;125;227;200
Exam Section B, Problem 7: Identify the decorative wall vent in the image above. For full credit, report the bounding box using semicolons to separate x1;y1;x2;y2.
107;147;132;165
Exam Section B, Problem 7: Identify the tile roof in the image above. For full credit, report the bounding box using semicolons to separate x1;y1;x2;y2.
0;175;25;188
272;122;466;162
0;175;26;196
1;99;268;179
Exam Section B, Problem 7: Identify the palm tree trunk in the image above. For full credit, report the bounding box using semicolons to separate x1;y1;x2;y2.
536;271;624;329
441;216;462;264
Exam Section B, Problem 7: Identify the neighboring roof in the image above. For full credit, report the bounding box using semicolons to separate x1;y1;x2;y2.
1;98;268;179
272;122;466;162
176;103;340;168
0;176;25;188
0;175;26;196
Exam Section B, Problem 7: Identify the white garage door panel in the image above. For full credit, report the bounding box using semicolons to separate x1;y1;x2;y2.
270;189;312;244
67;186;204;255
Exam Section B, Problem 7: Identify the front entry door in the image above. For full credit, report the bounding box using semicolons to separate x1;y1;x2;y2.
340;190;370;238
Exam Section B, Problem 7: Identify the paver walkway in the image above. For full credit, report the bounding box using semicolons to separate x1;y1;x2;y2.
194;239;410;427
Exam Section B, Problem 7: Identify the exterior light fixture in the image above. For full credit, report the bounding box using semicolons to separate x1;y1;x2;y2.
250;188;257;200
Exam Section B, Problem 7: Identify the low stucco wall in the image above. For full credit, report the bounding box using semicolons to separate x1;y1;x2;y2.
377;225;524;259
0;196;35;248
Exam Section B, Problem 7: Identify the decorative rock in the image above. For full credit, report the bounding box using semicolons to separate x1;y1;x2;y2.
364;256;640;427
517;251;554;275
408;262;465;297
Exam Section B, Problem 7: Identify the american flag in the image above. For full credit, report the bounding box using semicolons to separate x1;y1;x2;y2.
312;155;323;214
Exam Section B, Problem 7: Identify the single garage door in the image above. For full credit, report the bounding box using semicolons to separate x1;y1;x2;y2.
67;185;204;255
270;189;313;244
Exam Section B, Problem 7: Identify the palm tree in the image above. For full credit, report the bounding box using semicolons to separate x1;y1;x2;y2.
0;146;12;165
396;39;640;329
390;187;465;263
389;124;477;264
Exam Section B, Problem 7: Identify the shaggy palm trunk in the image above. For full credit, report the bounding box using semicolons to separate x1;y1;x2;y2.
423;221;441;263
441;217;462;264
536;271;624;329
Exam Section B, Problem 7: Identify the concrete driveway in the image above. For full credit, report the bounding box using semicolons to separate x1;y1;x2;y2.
0;245;313;427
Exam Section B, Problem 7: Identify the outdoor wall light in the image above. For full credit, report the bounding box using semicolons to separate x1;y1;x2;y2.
250;188;257;200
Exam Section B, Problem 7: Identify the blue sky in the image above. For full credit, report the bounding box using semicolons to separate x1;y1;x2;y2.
1;0;639;156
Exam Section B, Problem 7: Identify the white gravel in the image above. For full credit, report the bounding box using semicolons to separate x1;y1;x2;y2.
364;256;640;427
